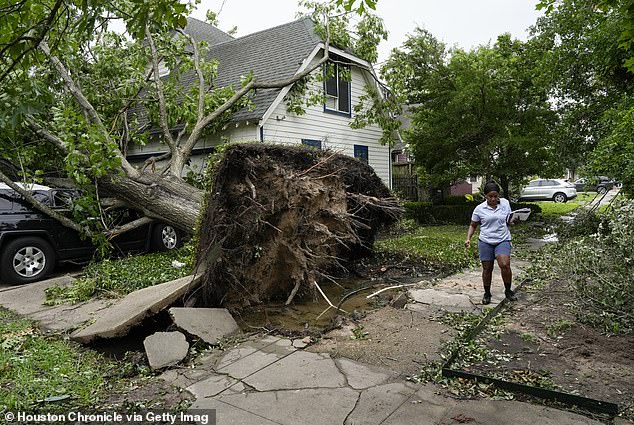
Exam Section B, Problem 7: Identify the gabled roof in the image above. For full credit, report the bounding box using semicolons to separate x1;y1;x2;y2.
184;17;235;46
183;17;324;122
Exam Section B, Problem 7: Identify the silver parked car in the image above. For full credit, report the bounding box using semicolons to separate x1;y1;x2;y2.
519;179;577;203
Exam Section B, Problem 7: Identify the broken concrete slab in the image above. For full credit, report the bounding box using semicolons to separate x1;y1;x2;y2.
159;368;215;389
71;274;201;344
380;384;451;425
214;387;359;425
189;397;279;425
169;307;240;345
0;275;77;316
186;373;240;399
243;351;346;391
0;274;109;333
32;300;111;332
144;331;189;370
334;358;393;390
345;382;421;425
408;288;477;312
216;343;295;380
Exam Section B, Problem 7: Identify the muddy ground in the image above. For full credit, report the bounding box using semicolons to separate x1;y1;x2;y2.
468;278;634;421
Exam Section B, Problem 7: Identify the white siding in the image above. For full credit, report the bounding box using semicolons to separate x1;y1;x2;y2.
128;55;391;187
261;61;391;186
127;123;258;176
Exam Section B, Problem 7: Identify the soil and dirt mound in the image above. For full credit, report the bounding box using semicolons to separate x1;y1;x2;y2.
196;144;401;309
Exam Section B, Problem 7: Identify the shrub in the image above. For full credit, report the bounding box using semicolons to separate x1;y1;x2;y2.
444;195;477;205
403;202;475;225
539;198;634;334
404;200;540;225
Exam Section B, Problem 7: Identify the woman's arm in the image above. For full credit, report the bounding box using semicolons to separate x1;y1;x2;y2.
465;221;479;248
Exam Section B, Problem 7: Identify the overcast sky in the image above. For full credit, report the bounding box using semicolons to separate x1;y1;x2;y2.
189;0;544;64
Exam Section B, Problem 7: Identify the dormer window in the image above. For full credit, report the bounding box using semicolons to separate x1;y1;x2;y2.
324;55;351;115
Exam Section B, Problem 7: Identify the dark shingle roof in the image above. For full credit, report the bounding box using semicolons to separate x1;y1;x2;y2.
131;17;323;130
185;17;323;121
184;17;235;46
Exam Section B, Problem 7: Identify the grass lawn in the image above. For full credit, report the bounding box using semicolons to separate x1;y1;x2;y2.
45;245;194;305
376;222;480;272
0;308;119;413
531;193;596;218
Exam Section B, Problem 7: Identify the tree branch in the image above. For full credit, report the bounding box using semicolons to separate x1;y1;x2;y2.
24;117;68;153
145;25;176;151
177;29;205;123
0;170;91;237
38;41;139;178
180;43;332;166
0;0;65;84
106;216;154;239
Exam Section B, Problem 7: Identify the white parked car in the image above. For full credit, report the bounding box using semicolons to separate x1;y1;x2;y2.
518;179;577;203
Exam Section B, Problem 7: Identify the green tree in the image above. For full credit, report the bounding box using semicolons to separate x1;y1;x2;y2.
532;0;634;178
0;0;388;243
384;31;555;197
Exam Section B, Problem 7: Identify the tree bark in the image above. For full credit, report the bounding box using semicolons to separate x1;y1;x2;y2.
99;172;204;232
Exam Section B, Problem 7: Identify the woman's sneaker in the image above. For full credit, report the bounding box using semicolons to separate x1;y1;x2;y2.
482;292;492;305
505;289;518;301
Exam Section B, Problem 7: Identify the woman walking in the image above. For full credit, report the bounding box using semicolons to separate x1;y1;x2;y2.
464;181;517;304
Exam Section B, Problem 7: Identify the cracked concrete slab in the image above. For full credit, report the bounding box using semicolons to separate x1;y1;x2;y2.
334;358;392;389
71;274;201;343
0;275;76;315
345;382;421;425
143;331;189;370
243;351;346;391
196;337;284;372
159;368;215;389
186;373;239;399
189;398;279;425
0;275;108;332
407;288;477;312
216;340;295;380
169;307;240;345
214;388;359;425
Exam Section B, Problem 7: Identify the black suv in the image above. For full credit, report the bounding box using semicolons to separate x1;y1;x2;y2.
574;176;615;194
0;183;183;284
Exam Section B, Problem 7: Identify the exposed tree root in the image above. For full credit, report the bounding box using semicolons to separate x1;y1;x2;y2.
197;144;401;310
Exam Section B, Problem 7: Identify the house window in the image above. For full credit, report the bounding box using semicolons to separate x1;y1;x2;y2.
324;58;351;115
354;145;368;164
302;139;322;149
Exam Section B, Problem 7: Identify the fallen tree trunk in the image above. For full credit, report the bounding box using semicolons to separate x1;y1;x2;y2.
196;144;402;309
98;172;204;232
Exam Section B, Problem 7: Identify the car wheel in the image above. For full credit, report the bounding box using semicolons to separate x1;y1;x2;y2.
597;186;608;194
151;223;182;251
553;193;567;203
0;237;56;284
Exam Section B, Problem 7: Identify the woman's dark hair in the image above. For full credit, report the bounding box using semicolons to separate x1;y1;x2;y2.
483;181;501;194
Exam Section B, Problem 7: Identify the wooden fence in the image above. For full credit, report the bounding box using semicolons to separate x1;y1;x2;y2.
392;175;418;201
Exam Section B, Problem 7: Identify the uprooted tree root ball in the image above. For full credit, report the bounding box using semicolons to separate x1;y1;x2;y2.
196;144;402;310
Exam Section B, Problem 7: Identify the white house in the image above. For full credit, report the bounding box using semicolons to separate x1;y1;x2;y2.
127;17;391;187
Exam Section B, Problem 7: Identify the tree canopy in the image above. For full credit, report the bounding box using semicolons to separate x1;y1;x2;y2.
383;0;634;197
0;0;390;249
383;31;555;197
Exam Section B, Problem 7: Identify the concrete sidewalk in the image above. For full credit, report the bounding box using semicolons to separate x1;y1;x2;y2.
162;335;600;425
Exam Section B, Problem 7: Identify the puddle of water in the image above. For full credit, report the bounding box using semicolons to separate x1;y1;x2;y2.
234;277;425;333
